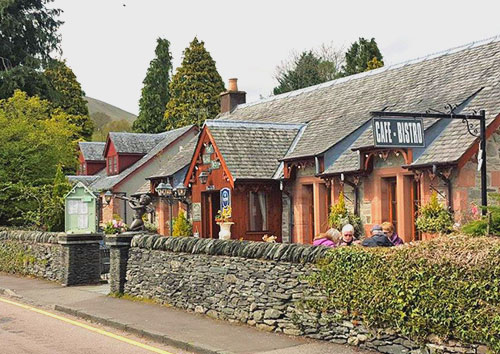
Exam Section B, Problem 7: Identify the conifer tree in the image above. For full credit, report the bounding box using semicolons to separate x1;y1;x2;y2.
341;37;384;77
133;38;173;133
164;38;225;129
44;60;94;140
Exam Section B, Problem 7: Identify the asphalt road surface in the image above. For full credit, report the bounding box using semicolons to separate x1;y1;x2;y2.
0;297;193;354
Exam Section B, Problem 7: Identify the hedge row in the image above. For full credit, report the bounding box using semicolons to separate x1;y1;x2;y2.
306;235;500;352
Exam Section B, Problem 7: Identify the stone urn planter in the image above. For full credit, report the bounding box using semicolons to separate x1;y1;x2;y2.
217;222;234;240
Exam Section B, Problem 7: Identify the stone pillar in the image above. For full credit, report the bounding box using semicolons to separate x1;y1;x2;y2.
106;233;134;294
58;234;103;286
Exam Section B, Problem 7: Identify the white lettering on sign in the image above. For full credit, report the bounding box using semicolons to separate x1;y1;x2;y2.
396;121;423;145
375;121;393;143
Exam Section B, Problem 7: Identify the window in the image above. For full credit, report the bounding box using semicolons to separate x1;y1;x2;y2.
248;191;268;231
113;156;118;173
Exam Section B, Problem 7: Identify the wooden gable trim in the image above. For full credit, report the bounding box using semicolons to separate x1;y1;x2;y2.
457;112;500;169
183;126;235;188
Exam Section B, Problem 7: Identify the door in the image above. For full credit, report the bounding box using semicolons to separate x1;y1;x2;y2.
387;178;397;231
201;191;220;238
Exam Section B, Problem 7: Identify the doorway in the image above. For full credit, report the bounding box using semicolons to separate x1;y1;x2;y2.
411;179;422;241
201;191;220;238
386;177;397;231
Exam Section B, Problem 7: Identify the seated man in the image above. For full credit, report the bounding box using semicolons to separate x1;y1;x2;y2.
361;224;394;247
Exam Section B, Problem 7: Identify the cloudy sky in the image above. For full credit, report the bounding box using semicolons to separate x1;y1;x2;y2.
53;0;499;115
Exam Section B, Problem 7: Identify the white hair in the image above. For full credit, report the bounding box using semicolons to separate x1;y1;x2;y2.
342;224;354;234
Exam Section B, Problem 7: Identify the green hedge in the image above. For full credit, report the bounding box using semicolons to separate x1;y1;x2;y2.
306;235;500;352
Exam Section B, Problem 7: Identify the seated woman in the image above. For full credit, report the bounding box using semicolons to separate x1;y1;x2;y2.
313;228;341;247
339;224;355;246
382;222;404;246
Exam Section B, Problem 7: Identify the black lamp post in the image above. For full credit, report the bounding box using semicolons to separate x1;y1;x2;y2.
156;181;188;236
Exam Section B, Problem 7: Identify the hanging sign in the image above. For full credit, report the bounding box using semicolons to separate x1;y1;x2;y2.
372;117;425;148
220;188;231;215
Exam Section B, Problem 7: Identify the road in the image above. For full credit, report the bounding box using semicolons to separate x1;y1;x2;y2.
0;297;193;354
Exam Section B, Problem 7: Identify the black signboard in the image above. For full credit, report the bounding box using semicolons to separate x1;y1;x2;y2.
372;117;425;148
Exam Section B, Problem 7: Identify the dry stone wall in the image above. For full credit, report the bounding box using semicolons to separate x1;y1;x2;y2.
0;230;64;281
123;235;482;354
0;230;103;285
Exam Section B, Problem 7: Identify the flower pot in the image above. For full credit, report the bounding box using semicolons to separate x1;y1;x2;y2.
217;222;234;240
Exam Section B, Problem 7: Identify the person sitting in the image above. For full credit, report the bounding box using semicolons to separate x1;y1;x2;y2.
339;224;355;246
361;224;393;247
361;222;404;247
313;228;341;247
382;222;404;246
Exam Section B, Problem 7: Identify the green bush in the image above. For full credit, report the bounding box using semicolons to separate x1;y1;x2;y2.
328;192;362;237
415;192;453;234
462;193;500;236
306;236;500;352
172;210;192;237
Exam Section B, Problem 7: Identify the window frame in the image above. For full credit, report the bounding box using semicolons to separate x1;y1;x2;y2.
247;190;270;232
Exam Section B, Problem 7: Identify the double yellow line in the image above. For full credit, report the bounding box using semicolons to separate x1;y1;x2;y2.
0;296;175;354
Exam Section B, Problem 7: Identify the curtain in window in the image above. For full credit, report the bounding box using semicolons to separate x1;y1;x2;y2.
258;192;267;230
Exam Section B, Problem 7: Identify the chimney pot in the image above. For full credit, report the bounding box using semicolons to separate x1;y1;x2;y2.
220;77;246;114
228;78;238;92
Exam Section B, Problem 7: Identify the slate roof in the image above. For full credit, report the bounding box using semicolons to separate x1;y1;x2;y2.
67;175;102;186
79;142;105;161
90;125;196;191
148;135;199;180
205;120;304;180
108;126;192;154
133;180;151;196
219;36;500;173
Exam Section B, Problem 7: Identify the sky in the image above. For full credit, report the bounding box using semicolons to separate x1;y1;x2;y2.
52;0;500;116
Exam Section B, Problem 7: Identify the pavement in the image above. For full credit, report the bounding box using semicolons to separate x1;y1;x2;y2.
0;274;369;354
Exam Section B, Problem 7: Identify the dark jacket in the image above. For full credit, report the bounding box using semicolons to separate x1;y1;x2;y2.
361;234;394;247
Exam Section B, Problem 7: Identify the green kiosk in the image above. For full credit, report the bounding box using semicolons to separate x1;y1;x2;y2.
65;182;98;233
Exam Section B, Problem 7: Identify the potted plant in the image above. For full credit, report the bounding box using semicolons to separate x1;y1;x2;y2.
215;207;233;240
102;219;128;235
415;192;453;238
328;192;363;237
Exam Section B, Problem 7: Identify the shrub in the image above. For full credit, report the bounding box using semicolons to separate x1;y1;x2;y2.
462;193;500;236
172;210;192;237
415;192;453;234
305;236;500;352
328;192;362;237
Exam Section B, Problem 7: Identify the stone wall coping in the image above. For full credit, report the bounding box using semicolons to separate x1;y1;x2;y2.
58;233;103;245
0;230;61;244
105;234;135;247
130;234;332;264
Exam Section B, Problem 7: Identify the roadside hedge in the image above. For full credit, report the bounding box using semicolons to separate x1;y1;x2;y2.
306;235;500;352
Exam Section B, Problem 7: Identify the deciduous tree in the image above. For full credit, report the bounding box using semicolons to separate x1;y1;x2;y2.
44;60;94;140
164;38;225;129
0;90;77;226
133;38;173;133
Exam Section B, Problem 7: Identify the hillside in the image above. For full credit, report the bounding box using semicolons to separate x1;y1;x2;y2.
85;96;137;124
85;96;137;141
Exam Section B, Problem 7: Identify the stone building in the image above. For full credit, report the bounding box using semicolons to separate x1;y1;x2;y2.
180;36;500;243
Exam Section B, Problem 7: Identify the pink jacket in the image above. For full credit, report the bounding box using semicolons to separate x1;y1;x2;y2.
313;238;337;247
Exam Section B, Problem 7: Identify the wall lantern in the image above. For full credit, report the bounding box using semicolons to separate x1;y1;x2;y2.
199;171;209;184
104;190;113;205
156;181;173;197
175;183;187;198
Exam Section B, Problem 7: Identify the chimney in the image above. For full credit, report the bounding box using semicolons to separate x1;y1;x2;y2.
220;78;246;114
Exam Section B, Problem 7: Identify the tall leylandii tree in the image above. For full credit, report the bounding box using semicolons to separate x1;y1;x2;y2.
133;38;173;133
164;38;225;129
341;37;384;77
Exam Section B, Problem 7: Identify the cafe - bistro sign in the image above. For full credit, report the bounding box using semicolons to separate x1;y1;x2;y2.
372;116;425;148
